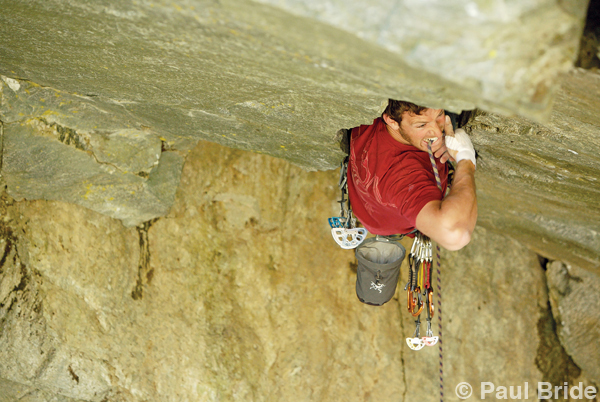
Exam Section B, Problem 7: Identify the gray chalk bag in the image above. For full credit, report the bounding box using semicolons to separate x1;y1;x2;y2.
355;237;406;306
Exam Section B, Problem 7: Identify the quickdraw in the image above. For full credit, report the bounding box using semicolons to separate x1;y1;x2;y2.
404;231;438;348
328;158;368;249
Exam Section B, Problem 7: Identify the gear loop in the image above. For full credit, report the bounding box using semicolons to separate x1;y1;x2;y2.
329;158;368;249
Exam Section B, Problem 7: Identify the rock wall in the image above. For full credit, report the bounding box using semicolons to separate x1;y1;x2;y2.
547;260;600;384
0;1;598;271
464;68;600;274
0;0;599;400
0;77;185;227
255;0;589;120
1;140;597;401
3;69;599;273
0;0;590;176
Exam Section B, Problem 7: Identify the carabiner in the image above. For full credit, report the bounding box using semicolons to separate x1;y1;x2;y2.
428;290;434;317
411;287;423;317
410;235;419;256
411;302;424;317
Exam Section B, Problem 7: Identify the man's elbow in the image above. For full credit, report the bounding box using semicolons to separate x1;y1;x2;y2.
437;228;472;251
415;200;477;250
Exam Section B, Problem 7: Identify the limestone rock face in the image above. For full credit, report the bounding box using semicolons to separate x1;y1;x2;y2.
0;0;589;175
4;69;600;265
0;1;599;399
0;78;184;227
1;140;597;401
0;1;597;267
547;261;600;384
0;0;479;174
465;68;600;273
255;0;588;120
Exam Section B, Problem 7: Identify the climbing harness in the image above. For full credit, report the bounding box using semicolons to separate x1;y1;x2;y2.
328;157;368;249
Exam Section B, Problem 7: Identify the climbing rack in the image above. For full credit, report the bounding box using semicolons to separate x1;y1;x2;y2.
328;158;368;249
404;231;438;350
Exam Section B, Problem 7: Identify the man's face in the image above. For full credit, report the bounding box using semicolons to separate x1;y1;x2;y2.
398;108;445;152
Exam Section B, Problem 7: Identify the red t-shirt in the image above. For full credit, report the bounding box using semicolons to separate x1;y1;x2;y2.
347;117;448;236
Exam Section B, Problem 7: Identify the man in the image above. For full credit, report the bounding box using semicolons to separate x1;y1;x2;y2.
347;99;477;251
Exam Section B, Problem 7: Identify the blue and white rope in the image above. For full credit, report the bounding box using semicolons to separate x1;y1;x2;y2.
426;141;444;402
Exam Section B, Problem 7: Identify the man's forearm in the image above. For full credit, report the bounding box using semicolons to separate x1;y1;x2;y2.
441;160;477;233
415;160;477;250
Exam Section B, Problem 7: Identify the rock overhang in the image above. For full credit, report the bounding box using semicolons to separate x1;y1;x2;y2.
0;0;598;272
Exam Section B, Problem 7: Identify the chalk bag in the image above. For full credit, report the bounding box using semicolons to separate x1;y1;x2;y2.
355;237;406;306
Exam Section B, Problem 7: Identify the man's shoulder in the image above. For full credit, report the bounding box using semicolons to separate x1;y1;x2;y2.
354;117;385;139
336;118;383;155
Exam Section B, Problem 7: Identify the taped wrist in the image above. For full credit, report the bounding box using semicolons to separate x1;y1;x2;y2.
456;150;476;167
446;130;476;168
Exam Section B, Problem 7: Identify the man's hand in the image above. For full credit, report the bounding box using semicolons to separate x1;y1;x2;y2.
444;116;476;167
433;141;452;163
433;114;459;163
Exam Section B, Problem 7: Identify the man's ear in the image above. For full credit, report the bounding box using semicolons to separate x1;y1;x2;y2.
383;113;400;131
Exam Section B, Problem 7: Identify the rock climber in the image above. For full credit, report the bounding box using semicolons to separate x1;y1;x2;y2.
346;99;477;251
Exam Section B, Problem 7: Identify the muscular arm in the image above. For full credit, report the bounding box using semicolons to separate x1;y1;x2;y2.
415;160;477;251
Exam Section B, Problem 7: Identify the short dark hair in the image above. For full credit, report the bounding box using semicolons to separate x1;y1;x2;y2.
382;99;427;124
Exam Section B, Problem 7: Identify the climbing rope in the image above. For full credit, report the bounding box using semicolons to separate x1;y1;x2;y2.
426;140;445;402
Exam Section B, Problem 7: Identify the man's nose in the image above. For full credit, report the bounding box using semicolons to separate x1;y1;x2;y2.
429;124;443;137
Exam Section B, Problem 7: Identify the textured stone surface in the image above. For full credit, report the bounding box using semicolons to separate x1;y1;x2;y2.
547;260;600;384
0;0;588;179
4;69;600;265
465;68;600;273
255;0;589;120
0;78;184;227
0;0;481;173
0;377;84;402
1;140;597;401
0;1;597;263
0;1;599;398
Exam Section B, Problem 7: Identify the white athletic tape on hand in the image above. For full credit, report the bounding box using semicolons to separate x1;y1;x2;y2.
446;129;476;167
